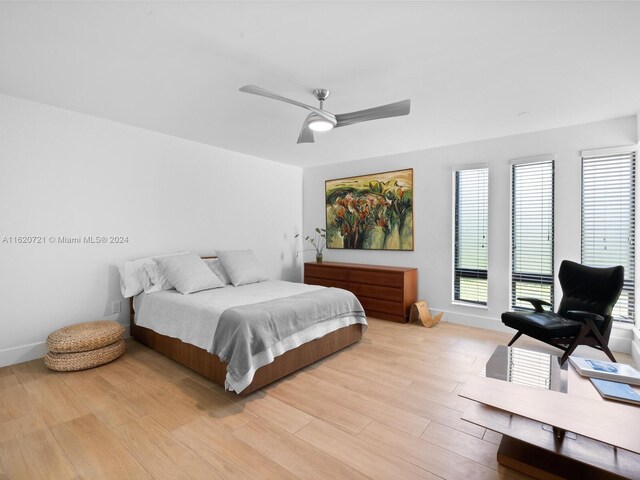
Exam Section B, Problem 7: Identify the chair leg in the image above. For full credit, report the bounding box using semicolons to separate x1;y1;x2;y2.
586;319;608;347
583;319;618;363
560;317;621;365
507;331;523;347
600;344;617;363
560;324;591;365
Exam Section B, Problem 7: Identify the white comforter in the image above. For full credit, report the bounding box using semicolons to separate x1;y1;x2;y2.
133;280;367;392
133;280;325;351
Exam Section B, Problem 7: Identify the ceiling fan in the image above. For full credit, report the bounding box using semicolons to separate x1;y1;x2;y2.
239;85;411;144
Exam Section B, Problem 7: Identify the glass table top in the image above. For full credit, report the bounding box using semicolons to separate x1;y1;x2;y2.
482;345;568;393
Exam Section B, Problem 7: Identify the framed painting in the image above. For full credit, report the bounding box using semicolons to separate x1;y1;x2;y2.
325;168;413;251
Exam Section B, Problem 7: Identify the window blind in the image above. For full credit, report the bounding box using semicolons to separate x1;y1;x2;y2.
454;168;488;305
511;160;554;310
581;149;636;323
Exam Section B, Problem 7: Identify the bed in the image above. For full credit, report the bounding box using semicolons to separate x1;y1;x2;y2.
129;260;366;395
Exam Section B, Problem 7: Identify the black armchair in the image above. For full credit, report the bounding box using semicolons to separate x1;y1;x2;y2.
501;260;624;364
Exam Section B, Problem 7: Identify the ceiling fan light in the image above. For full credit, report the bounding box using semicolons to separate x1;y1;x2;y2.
308;117;334;132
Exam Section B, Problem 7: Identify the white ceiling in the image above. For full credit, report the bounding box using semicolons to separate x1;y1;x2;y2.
1;1;639;168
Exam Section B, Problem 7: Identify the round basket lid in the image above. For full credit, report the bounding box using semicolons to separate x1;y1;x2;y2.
47;320;125;353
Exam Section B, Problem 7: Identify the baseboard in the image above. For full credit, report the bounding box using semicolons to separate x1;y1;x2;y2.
0;319;131;368
435;308;514;334
0;341;48;368
435;307;632;354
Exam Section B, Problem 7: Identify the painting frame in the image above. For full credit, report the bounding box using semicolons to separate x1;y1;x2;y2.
325;168;414;251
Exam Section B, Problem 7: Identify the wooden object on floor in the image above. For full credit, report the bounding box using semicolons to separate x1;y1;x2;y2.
304;261;418;323
497;435;631;480
45;320;126;372
460;373;640;454
464;403;639;480
129;300;363;395
460;349;640;479
409;300;442;328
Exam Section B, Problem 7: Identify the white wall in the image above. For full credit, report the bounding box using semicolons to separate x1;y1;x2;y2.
303;116;638;351
0;94;303;366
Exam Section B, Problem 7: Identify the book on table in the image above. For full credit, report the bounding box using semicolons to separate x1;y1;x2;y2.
568;356;640;386
590;378;640;406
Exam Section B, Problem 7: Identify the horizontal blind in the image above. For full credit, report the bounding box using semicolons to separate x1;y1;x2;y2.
581;150;636;322
511;160;554;310
454;168;488;305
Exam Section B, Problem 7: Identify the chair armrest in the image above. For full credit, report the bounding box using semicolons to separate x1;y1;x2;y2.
517;297;552;313
565;310;604;323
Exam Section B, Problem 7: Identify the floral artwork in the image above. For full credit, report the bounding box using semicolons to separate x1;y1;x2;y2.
325;168;413;250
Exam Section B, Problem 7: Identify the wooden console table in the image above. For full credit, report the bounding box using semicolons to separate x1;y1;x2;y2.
460;346;640;479
304;261;417;323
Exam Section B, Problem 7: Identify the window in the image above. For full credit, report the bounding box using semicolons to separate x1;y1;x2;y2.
511;158;554;310
581;147;636;323
453;167;488;305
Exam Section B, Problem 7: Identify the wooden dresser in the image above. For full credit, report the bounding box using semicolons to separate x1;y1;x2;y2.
304;261;418;323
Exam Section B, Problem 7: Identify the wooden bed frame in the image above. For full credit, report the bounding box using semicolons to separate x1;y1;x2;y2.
128;264;364;395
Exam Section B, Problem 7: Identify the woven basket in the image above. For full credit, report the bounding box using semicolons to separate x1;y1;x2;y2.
44;338;125;371
47;320;125;353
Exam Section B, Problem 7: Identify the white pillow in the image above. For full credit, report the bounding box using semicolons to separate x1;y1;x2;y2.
216;250;269;287
154;253;225;294
204;258;232;285
117;251;187;298
143;262;174;293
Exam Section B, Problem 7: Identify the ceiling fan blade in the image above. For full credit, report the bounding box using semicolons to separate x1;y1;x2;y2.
297;126;315;144
297;115;315;144
239;85;335;122
335;99;411;128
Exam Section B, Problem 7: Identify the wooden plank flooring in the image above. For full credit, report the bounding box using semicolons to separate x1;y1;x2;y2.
0;318;634;479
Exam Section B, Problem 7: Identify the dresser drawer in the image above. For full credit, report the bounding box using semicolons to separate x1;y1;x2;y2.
305;276;349;290
358;296;404;316
305;264;348;281
347;283;403;302
348;269;405;288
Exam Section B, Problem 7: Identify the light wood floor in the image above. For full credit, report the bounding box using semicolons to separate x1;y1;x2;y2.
0;318;634;479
